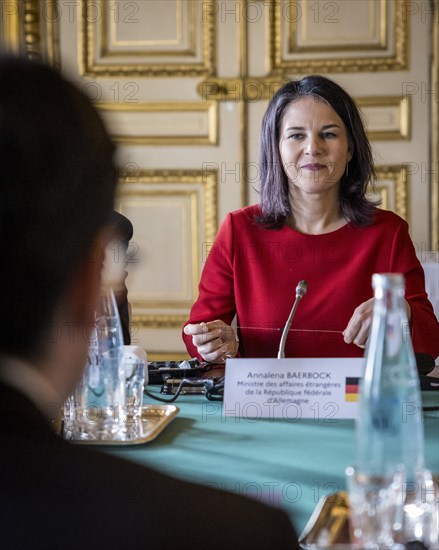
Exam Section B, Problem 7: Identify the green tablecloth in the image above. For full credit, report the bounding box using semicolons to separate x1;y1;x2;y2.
103;391;439;534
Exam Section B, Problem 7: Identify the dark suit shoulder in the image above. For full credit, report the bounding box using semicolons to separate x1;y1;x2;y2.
0;385;299;550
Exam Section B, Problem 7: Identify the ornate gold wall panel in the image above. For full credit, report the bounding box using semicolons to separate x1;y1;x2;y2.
23;0;58;62
104;0;194;55
357;96;410;141
133;315;189;330
199;86;409;142
116;170;217;329
121;190;198;309
80;0;216;76
289;0;388;53
271;0;408;73
1;0;436;354
97;101;218;145
432;2;439;248
1;0;22;52
375;187;389;211
0;0;59;64
373;165;409;222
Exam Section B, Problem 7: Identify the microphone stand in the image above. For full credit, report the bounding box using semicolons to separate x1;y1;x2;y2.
277;280;308;359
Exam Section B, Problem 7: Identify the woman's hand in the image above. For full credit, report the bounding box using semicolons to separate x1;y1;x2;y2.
343;298;374;349
343;298;412;348
183;320;239;363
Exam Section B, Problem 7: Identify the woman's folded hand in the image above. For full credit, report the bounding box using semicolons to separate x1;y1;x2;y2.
183;320;239;363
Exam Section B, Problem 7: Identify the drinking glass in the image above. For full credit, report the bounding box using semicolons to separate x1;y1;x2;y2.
65;289;125;440
403;468;438;549
122;355;146;422
346;465;406;549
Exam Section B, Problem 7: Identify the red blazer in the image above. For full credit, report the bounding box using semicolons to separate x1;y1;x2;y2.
184;206;439;361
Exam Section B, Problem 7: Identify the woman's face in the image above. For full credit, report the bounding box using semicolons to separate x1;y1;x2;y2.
278;96;352;198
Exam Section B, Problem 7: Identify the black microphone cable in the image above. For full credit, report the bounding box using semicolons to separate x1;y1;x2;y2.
143;377;225;403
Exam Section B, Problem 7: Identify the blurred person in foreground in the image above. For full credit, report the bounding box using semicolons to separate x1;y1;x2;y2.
184;76;439;370
0;57;299;550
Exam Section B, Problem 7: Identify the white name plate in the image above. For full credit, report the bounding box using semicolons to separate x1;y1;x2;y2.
223;358;365;420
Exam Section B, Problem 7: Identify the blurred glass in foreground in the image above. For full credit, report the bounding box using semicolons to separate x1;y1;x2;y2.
348;274;437;549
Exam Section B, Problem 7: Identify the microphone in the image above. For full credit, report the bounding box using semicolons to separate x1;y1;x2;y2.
277;280;308;359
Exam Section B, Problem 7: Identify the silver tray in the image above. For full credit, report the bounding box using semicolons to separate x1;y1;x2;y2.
299;481;439;550
63;404;179;445
299;491;352;549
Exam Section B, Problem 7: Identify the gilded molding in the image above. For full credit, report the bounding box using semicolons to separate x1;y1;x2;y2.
0;1;59;64
120;188;200;310
289;0;388;53
23;1;41;59
132;300;194;310
80;0;216;77
104;0;195;56
42;0;59;66
271;0;408;73
239;0;248;206
131;314;189;329
25;1;59;64
97;101;218;146
356;96;410;141
197;77;285;101
375;165;408;221
1;0;21;52
118;168;218;243
118;169;218;329
432;2;439;248
375;187;389;211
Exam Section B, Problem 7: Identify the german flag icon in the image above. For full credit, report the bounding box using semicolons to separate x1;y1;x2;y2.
345;377;360;402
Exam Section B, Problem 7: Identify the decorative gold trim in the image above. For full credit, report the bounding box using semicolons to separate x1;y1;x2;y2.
80;0;216;76
132;314;189;329
239;0;248;207
239;96;247;208
239;0;248;78
291;0;388;53
272;0;408;73
122;189;199;309
97;101;218;145
44;0;59;65
197;77;285;102
23;0;41;59
118;169;218;328
375;186;389;210
432;1;439;248
121;188;200;309
375;165;409;221
133;302;195;310
356;96;410;141
1;0;21;52
118;169;218;243
0;0;59;66
106;0;195;54
379;0;388;49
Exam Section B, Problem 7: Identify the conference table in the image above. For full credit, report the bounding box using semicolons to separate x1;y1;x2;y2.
100;385;439;538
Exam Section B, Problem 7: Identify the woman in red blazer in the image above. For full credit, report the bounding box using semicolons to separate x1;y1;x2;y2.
183;76;439;369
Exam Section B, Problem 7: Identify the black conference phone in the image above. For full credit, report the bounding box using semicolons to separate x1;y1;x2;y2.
147;358;212;385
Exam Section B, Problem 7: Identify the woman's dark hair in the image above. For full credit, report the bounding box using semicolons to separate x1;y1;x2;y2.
257;75;378;228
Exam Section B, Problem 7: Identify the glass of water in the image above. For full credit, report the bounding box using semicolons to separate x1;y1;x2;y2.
123;355;146;423
346;465;406;549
